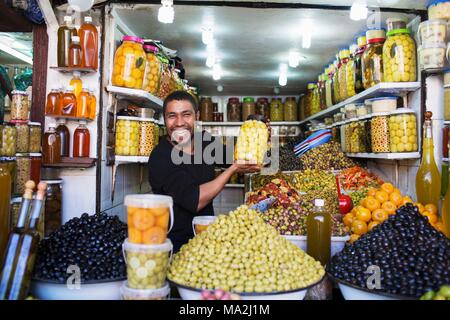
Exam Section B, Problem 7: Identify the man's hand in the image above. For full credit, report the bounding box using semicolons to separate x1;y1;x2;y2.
231;162;262;174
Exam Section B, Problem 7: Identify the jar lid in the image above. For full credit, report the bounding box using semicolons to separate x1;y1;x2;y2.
122;36;144;44
10;120;29;125
243;97;255;103
124;194;173;208
427;0;450;8
228;97;239;103
41;179;63;184
366;29;386;41
11;90;27;95
29;153;42;157
28;122;42;126
357;35;367;47
123;238;173;253
257;97;268;102
143;44;159;53
11;197;22;204
138;118;156;122
116;116;141;121
339;49;350;59
420;19;448;26
386;17;407;27
367;96;399;101
418;43;447;49
307;83;316;89
387;28;411;36
15;153;30;157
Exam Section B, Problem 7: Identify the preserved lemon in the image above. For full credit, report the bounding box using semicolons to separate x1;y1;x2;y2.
112;36;146;89
383;29;417;82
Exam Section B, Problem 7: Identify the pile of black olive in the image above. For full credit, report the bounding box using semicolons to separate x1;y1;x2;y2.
328;204;450;298
33;212;127;283
279;137;303;171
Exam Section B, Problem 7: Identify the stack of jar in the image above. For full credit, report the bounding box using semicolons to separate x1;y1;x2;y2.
115;116;160;157
418;17;449;70
121;194;173;300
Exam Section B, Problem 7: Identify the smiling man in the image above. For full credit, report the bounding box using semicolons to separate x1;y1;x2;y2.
148;91;261;252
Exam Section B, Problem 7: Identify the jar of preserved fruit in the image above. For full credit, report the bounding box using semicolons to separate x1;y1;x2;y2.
270;98;284;122
227;97;241;122
371;116;390;153
1;156;16;194
256;97;270;119
354;34;367;94
139;119;158;156
115;116;140;156
344;124;352;152
29;122;42;153
0;123;17;156
363;120;372;153
311;84;321;115
242;97;256;121
157;56;172;99
332;59;341;103
362;29;386;89
42;180;62;237
10;91;29;121
14;121;29;153
112;36;146;89
350;122;363;153
142;45;162;95
388;111;418;152
325;64;335;107
284;97;298;121
200;97;214;122
339;49;350;101
317;74;327;110
15;153;31;195
383;27;417;82
346;43;358;98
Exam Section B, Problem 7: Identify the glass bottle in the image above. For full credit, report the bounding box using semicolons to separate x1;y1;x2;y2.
73;121;90;157
346;43;358;98
88;89;96;120
61;86;77;117
68;36;82;68
57;16;77;67
332;58;341;103
77;88;90;118
354;34;367;94
338;49;350;101
362;29;386;89
56;119;70;157
45;89;61;116
79;16;98;70
0;162;12;262
326;64;335;106
43;124;61;164
70;71;83;98
307;199;331;266
415;112;441;207
443;147;450;238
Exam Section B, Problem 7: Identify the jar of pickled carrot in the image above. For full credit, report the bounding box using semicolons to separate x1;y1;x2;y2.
112;36;146;89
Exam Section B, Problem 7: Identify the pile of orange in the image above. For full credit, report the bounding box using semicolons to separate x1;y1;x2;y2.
343;183;445;243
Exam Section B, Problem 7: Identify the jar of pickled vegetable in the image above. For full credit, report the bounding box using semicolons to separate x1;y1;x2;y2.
371;116;390;153
332;59;341;103
256;97;270;119
346;43;358;98
363;120;372;153
350;122;362;153
305;83;315;118
227;97;241;122
354;34;367;94
325;65;334;107
1;157;16;194
0;123;17;156
270;98;284;121
242;97;256;121
157;56;172;99
200;97;214;122
171;69;184;93
14;121;29;153
311;84;321;115
10;91;29;121
344;124;352;152
362;29;386;89
112;36;146;89
388;112;418;152
115;116;140;156
138;119;157;156
284;97;298;121
383;28;417;82
142;45;162;95
15;153;31;195
339;49;350;101
317;74;327;110
29;122;41;153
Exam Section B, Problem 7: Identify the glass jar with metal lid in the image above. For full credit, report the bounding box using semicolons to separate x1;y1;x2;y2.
346;43;358;98
14;121;29;153
10;91;29;121
15;153;31;195
284;97;298;121
325;64;335;107
227;97;241;122
115;116;140;156
270;98;284;122
362;28;386;89
256;97;270;119
338;49;350;101
200;97;214;122
142;44;162;95
41;180;63;237
332;58;341;103
29;122;41;153
242;97;256;121
0;123;17;156
354;34;367;94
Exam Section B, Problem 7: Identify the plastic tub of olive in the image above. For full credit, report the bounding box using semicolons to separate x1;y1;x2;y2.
283;235;350;257
192;215;217;235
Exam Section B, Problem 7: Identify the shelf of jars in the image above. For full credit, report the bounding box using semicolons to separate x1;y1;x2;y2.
345;152;420;160
114;155;149;164
42;157;97;168
106;85;163;111
45;115;95;122
200;121;302;126
50;66;97;74
299;82;421;125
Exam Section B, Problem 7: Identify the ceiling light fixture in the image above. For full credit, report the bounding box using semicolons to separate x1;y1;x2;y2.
350;0;368;21
202;27;214;45
217;85;223;92
212;63;222;81
158;0;174;24
288;51;301;68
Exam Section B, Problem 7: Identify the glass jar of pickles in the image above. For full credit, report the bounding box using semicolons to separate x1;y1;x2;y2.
371;116;390;153
0;123;17;156
227;97;241;122
14;121;29;153
256;97;270;119
142;45;162;95
15;153;31;195
346;43;358;98
311;84;321;115
242;97;256;121
344;124;352;153
139;119;158;156
388;111;418;152
383;26;417;82
363;120;372;153
115;116;140;156
354;34;367;94
325;64;335;107
304;83;315;118
284;97;298;121
332;59;341;103
157;56;172;99
318;74;327;110
362;29;386;89
270;98;284;122
29;122;41;153
112;36;146;89
338;49;350;101
10;91;29;121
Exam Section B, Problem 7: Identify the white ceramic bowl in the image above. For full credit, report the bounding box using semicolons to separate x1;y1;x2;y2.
31;279;124;300
283;235;350;257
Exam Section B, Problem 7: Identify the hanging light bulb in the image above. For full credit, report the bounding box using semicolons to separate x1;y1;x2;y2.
217;85;223;92
202;27;214;45
158;0;174;24
213;63;222;80
288;51;301;68
350;1;368;21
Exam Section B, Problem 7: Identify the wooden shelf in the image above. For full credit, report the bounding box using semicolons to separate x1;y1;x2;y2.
106;85;163;111
346;152;420;160
114;155;149;164
42;157;96;168
50;66;97;74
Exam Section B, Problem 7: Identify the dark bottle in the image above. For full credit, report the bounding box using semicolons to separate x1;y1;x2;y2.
57;16;77;67
56;119;70;157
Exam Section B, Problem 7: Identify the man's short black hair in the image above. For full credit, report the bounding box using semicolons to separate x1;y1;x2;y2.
163;90;198;114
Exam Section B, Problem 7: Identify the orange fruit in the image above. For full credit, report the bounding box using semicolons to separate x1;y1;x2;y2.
351;220;368;235
434;221;445;233
349;234;361;244
382;201;397;215
132;209;155;231
402;196;413;205
381;183;395;194
128;227;142;243
156;214;169;230
422;212;438;224
367;188;378;197
393;188;402;195
356;207;372;223
360;198;368;208
372;208;389;222
414;202;426;214
375;190;389;204
368;221;380;231
390;192;403;207
424;204;438;216
365;196;381;212
343;213;355;227
142;226;166;244
150;207;170;217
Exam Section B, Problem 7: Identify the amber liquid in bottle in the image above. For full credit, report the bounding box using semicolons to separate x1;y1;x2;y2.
57;16;77;67
307;199;331;266
70;72;83;98
61;88;77;117
89;90;96;120
79;16;98;70
45;89;61;116
0;163;12;264
68;36;82;68
56;121;70;157
43;126;61;164
77;89;91;118
73;121;90;157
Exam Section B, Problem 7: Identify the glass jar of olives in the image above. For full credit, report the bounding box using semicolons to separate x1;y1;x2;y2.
270;98;284;122
13;121;29;153
29;122;42;153
362;29;386;89
227;97;241;122
256;97;270;119
284;97;298;121
10;91;29;121
0;123;17;156
242;97;256;121
338;49;350;101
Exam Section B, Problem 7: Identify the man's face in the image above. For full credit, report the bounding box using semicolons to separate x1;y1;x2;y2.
164;99;198;145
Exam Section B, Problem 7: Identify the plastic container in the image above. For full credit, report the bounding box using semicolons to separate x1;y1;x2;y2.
344;124;352;153
270;98;284;121
142;45;161;95
362;29;386;89
157;57;172;99
124;194;174;245
120;282;170;300
227;97;241;122
79;16;98;70
354;35;367;94
371;116;390;153
332;59;341;103
284;97;298;121
317;74;327;110
0;123;17;156
10;91;29;121
56;120;70;157
388;112;418;153
192;215;217;235
428;0;450;20
356;104;368;117
200;97;214;122
73;121;90;158
112;36;146;89
368;97;398;113
446;86;450;120
325;65;335;107
14;121;29;153
122;239;172;289
344;104;358;119
418;20;447;46
350;122;367;153
242;97;256;121
42;125;61;164
30;154;42;187
383;28;417;82
45;89;61;116
115;116;140;156
418;43;448;70
139;119;158;156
